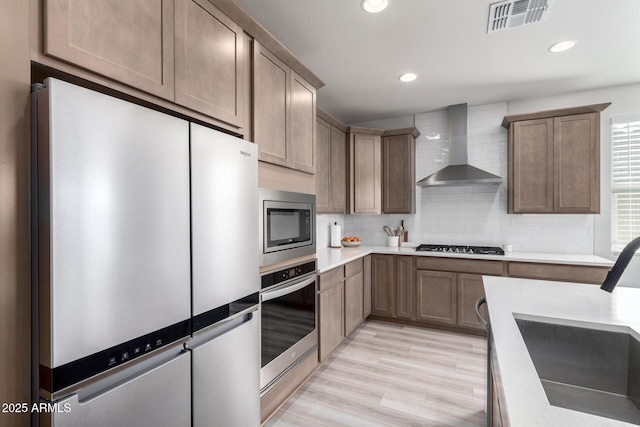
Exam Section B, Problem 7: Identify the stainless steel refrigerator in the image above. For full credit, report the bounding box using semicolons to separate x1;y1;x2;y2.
188;122;260;427
32;78;260;426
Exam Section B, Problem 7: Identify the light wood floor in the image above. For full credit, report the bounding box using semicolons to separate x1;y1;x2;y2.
265;320;487;427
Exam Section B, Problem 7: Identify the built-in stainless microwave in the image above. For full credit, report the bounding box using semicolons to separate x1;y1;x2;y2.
259;189;316;267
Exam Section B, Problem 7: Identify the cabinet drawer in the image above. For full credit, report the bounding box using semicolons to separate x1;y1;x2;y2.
416;257;505;276
345;258;363;278
318;266;344;291
508;262;608;284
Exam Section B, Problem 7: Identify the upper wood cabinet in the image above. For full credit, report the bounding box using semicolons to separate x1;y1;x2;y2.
316;110;347;213
382;128;419;214
554;114;599;213
510;118;554;213
174;0;244;127
253;42;316;174
504;103;610;214
38;0;324;135
45;0;175;100
253;44;288;166
347;126;419;215
348;127;383;214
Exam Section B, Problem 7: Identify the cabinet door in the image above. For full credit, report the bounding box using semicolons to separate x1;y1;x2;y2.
329;127;347;213
554;113;599;213
416;270;457;325
396;256;415;320
289;72;316;174
511;118;554;213
371;254;395;317
344;272;364;336
457;274;487;330
315;117;331;212
175;0;244;127
318;283;345;362
253;42;289;167
350;133;382;214
383;134;415;214
45;0;174;100
363;255;372;317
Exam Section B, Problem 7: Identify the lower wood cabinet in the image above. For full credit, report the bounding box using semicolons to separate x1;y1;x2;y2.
457;274;488;330
396;256;415;320
416;270;457;325
363;255;372;317
371;254;395;317
318;258;366;362
318;281;344;362
415;270;490;331
344;272;364;336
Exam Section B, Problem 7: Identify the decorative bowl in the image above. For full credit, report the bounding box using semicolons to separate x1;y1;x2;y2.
341;240;361;247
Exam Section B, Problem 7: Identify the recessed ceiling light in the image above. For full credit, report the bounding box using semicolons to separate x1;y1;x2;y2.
548;40;577;53
361;0;389;13
399;73;417;82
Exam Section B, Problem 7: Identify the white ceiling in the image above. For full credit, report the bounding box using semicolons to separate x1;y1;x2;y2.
234;0;640;125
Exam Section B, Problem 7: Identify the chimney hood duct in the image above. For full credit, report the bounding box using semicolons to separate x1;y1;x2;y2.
417;104;503;187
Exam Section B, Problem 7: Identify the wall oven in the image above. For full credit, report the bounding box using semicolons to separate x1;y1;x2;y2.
259;188;316;267
260;260;317;393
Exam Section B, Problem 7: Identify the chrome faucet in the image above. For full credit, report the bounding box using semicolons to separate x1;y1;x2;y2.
601;236;640;292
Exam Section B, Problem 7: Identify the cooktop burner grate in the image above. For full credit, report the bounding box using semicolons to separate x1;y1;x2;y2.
415;244;505;255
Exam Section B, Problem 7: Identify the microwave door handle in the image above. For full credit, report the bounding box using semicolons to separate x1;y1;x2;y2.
261;275;316;302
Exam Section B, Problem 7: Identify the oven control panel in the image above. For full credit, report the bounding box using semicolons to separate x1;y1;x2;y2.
261;260;316;289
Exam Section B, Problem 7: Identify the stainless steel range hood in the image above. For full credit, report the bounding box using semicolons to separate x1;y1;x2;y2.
417;104;503;187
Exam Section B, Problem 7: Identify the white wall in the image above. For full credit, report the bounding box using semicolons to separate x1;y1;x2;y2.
318;83;640;286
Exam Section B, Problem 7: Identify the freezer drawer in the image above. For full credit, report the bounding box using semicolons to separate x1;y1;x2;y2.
190;307;260;427
44;346;190;427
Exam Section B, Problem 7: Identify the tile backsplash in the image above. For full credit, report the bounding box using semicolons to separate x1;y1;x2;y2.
318;101;596;254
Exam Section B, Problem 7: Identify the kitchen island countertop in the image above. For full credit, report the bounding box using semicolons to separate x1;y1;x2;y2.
316;245;613;273
484;276;640;426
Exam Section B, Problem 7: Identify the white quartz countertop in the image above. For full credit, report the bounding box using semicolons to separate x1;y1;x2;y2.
484;276;640;426
316;246;613;273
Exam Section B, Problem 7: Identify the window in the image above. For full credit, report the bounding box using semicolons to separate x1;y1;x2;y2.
612;115;640;252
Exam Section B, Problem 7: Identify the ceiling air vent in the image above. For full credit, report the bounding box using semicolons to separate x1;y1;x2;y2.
487;0;552;33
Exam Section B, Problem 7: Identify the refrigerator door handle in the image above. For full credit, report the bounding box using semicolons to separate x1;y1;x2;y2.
261;275;316;302
72;344;188;404
187;304;259;349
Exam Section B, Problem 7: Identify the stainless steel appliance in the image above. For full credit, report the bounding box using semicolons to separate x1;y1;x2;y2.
415;244;505;255
259;260;317;392
188;122;260;426
32;78;260;426
259;189;316;266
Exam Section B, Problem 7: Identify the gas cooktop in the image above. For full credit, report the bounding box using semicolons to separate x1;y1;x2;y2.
415;244;505;256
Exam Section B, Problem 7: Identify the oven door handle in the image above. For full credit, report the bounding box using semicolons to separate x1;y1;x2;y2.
261;275;316;302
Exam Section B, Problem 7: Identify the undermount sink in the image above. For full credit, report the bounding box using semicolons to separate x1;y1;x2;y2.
516;317;640;425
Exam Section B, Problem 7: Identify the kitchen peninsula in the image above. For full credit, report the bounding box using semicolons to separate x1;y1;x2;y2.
484;276;640;426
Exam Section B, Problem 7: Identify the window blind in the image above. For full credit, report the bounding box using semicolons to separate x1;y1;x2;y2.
612;115;640;252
